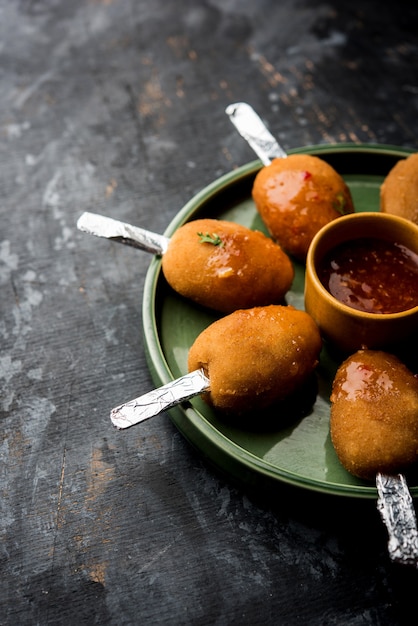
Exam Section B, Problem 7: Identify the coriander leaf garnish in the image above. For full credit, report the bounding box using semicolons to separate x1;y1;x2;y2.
333;192;347;215
197;232;224;247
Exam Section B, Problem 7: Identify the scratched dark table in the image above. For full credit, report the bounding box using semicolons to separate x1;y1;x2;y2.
2;1;418;624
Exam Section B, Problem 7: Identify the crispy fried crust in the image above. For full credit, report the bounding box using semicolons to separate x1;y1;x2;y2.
162;219;294;313
252;154;354;260
330;350;418;480
188;305;322;415
380;153;418;225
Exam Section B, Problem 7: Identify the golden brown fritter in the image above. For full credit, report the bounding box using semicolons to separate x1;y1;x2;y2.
330;350;418;480
162;218;294;313
252;154;354;260
188;305;322;415
380;153;418;225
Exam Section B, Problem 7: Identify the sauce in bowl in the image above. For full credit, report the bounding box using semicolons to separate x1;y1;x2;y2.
318;237;418;314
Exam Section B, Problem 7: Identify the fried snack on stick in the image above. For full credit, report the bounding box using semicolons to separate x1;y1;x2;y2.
77;213;294;314
187;304;321;415
162;219;294;313
225;103;354;261
330;349;418;480
111;305;322;427
380;153;418;225
252;154;354;261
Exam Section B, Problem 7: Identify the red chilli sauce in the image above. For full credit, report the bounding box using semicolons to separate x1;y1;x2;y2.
318;237;418;314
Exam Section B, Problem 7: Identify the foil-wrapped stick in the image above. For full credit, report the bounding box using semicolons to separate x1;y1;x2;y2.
111;304;321;427
77;212;295;315
110;369;210;430
376;472;418;568
226;102;355;261
110;368;418;569
330;350;418;569
226;101;287;164
77;212;170;255
229;104;418;568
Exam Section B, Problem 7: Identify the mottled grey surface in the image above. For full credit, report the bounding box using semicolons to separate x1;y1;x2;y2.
1;0;418;624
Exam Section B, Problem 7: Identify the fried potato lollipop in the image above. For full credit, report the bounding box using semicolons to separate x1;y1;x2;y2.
162;218;294;313
330;350;418;480
188;305;322;415
380;153;418;225
252;154;354;260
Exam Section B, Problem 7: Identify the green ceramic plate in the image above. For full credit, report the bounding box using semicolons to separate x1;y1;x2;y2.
142;143;418;499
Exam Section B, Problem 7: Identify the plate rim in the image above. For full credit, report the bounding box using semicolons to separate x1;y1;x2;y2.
142;142;417;499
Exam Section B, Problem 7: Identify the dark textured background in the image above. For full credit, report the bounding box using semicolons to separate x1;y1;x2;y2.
1;1;418;624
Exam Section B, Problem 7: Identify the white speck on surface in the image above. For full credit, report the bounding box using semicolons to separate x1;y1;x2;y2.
23;270;37;282
0;241;19;284
0;355;22;383
42;170;62;210
4;120;31;139
54;226;74;251
12;282;44;338
14;70;53;109
25;154;37;166
27;368;43;381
